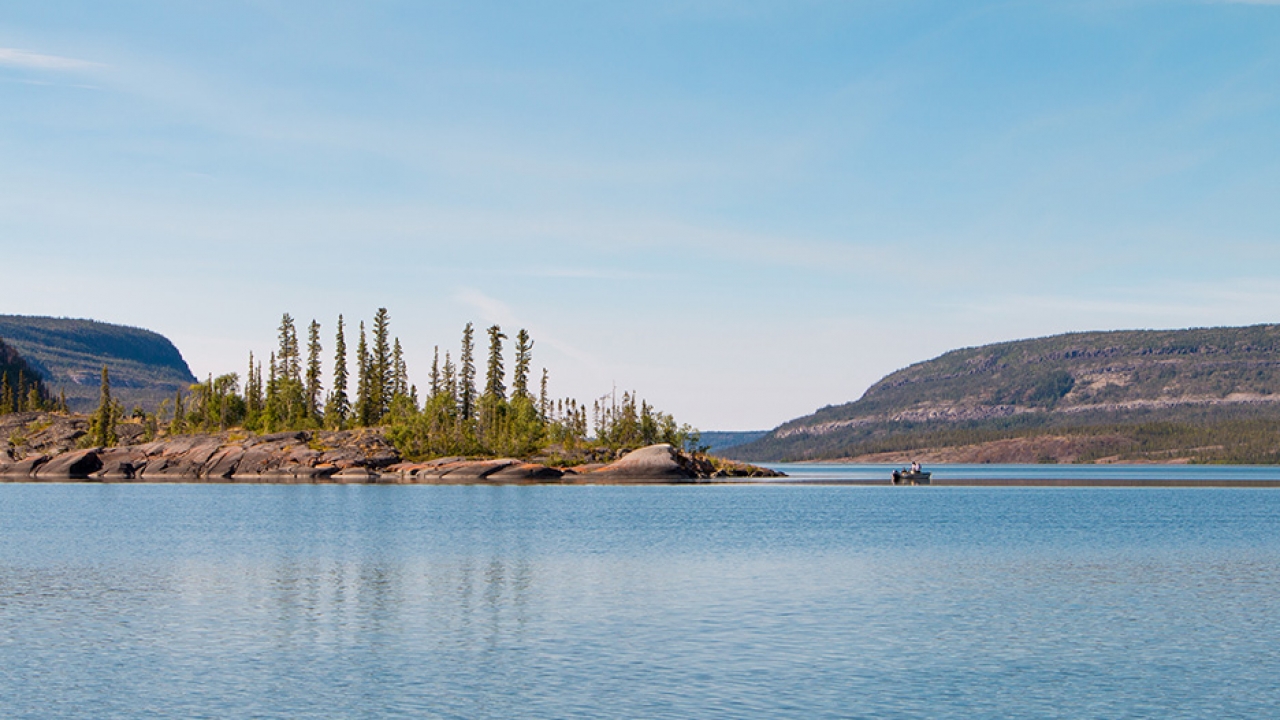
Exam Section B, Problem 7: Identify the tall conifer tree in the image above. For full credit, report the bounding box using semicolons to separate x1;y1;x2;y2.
245;352;260;420
305;319;323;422
512;329;532;399
91;366;116;447
371;308;392;421
278;314;300;382
392;337;408;398
325;315;350;429
459;322;476;421
429;346;441;400
0;373;12;415
538;368;550;420
170;388;185;435
484;325;507;401
443;352;457;411
355;322;372;426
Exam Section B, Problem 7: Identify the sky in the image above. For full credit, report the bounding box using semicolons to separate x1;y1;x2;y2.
2;0;1279;431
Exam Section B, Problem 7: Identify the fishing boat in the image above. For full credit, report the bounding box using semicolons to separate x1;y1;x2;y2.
891;468;932;485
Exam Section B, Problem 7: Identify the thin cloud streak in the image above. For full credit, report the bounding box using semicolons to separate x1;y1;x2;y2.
0;48;102;71
454;287;604;370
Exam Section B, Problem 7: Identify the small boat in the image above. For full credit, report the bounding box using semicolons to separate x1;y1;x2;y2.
891;469;931;485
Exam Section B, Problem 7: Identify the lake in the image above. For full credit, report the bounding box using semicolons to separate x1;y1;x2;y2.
762;462;1280;484
3;482;1279;718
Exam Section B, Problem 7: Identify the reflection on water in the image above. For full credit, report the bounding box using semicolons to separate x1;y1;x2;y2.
2;484;1280;718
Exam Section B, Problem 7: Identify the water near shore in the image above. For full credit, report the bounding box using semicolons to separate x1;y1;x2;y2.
3;483;1280;718
764;462;1280;484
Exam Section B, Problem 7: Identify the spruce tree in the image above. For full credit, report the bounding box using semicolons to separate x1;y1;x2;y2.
443;352;457;411
538;368;549;421
355;322;371;426
459;322;476;421
480;325;508;451
430;346;441;400
245;353;257;418
512;329;532;399
244;352;266;428
392;337;408;398
305;319;323;422
278;314;300;383
276;315;309;426
92;365;117;448
0;373;12;415
484;325;507;401
170;388;185;435
325;315;350;429
264;352;280;432
371;308;392;420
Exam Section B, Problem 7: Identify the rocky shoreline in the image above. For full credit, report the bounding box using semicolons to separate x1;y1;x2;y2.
0;413;782;483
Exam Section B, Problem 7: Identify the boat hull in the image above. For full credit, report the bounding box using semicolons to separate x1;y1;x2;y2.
891;471;931;485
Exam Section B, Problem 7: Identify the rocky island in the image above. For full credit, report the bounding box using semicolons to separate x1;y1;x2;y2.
0;412;782;483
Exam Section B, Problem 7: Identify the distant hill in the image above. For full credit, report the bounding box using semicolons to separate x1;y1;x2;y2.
699;431;769;454
727;324;1280;464
0;337;52;408
0;316;196;412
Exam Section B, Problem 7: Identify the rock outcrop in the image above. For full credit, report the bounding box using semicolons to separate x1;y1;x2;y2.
0;417;782;483
584;443;705;482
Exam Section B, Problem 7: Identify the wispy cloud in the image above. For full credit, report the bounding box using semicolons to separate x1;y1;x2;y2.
0;48;102;71
454;287;603;369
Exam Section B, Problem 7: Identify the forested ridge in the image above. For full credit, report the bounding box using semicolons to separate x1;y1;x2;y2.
0;315;195;412
0;338;60;415
728;324;1280;463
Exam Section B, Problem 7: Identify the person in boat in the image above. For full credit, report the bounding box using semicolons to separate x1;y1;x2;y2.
910;461;921;474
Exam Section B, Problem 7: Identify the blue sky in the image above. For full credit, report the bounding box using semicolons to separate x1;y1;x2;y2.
2;1;1279;430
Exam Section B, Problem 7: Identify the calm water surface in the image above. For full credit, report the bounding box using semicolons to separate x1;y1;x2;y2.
765;462;1280;482
2;483;1279;718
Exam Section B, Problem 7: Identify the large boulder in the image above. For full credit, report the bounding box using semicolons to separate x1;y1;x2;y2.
441;459;520;480
96;447;149;480
204;445;246;479
139;439;223;480
0;454;50;478
587;444;699;482
333;466;380;483
487;462;564;482
34;449;103;480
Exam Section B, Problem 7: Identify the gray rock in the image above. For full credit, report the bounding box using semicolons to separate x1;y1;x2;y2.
588;444;698;481
441;459;519;479
1;454;51;478
487;463;565;481
204;446;245;479
35;449;103;479
140;440;222;479
334;467;379;483
96;448;148;480
255;431;309;444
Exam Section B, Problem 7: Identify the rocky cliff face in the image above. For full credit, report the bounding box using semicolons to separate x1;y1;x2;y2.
0;413;780;483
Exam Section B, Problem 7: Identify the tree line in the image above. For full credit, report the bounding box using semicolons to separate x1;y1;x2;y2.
0;338;65;415
90;309;702;459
